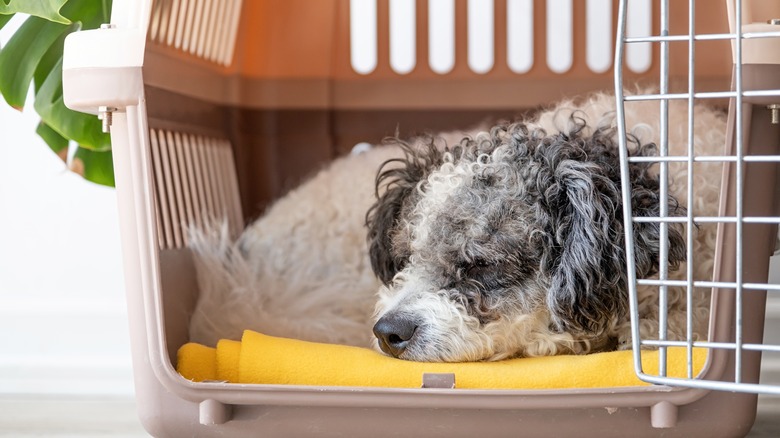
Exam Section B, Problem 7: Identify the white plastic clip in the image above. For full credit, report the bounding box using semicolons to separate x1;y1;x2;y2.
421;373;455;388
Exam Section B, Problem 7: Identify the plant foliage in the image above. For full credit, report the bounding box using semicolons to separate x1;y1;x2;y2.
0;0;114;186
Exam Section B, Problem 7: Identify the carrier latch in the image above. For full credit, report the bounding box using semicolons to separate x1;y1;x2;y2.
421;373;456;389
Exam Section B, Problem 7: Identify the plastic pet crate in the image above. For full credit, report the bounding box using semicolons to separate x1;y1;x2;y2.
62;0;780;436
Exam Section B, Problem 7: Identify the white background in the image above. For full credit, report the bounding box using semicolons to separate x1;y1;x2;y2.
0;15;133;397
0;15;147;438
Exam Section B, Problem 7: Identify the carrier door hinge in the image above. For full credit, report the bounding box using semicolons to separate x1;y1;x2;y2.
62;23;145;118
767;20;780;124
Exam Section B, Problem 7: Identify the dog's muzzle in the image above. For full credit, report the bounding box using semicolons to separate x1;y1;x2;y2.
372;313;418;358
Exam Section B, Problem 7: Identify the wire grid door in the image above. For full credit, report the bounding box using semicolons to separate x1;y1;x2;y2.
615;0;780;394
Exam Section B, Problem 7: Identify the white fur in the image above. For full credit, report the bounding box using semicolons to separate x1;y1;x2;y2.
189;147;400;347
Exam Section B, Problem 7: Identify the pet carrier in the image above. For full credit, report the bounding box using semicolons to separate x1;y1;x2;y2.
61;0;779;436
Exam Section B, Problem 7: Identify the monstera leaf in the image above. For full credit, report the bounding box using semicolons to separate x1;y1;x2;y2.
0;0;71;24
0;0;114;186
0;14;13;30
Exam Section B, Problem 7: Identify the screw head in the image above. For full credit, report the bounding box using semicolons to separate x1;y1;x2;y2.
768;105;780;125
100;23;116;29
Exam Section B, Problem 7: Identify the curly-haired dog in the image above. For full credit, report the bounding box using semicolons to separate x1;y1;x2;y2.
188;92;725;362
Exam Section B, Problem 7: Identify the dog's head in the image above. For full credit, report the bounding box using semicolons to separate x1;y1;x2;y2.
365;117;685;362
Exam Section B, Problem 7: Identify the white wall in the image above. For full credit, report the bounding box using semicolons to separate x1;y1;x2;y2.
0;15;133;396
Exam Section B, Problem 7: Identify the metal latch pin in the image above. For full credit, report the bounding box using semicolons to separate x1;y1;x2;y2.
96;23;117;133
769;20;780;124
98;106;117;133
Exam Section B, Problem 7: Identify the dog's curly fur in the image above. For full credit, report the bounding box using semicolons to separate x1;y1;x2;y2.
188;92;725;362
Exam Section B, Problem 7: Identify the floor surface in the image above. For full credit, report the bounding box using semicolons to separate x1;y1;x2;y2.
1;394;778;437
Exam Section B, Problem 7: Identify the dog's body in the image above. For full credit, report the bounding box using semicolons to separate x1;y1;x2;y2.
189;92;725;362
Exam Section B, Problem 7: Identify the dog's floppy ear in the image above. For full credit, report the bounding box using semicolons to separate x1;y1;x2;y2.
366;140;443;284
539;129;685;337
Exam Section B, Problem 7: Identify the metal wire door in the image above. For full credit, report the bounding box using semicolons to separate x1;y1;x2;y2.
615;0;780;394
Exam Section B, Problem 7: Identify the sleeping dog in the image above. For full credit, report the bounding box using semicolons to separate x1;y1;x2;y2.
188;92;724;362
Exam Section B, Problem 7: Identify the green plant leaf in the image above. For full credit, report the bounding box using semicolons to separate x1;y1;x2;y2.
1;0;116;187
71;146;114;186
0;13;12;31
36;120;69;162
34;58;111;152
0;0;71;24
33;22;76;92
101;0;111;23
0;16;69;110
60;0;109;31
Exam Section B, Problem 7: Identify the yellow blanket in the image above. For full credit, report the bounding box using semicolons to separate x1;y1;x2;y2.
177;330;706;389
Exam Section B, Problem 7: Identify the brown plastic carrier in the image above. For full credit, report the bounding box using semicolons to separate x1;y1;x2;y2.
61;0;780;436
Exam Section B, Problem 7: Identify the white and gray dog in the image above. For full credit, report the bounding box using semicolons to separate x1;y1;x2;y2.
188;92;724;362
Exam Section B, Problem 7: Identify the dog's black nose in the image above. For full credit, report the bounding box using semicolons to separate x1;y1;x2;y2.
373;314;418;358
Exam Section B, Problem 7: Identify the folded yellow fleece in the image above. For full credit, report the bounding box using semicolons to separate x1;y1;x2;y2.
177;330;706;389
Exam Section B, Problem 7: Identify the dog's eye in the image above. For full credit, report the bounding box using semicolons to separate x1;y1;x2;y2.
465;259;493;277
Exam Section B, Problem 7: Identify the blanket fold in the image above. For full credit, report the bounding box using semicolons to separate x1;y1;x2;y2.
177;330;706;389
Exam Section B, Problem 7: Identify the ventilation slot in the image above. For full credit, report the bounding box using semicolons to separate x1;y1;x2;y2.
350;0;652;75
149;129;244;250
148;0;243;66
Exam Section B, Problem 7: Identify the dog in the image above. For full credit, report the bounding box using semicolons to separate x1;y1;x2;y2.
187;92;725;362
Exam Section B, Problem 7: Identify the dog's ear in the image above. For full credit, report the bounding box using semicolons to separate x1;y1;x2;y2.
366;140;443;284
539;129;685;337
